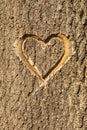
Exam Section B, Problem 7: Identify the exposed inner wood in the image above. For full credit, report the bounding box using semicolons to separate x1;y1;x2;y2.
14;33;75;85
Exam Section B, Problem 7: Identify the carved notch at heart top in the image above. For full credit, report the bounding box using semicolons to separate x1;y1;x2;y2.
14;33;75;85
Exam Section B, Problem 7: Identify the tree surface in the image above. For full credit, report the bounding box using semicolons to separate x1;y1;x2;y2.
0;0;87;130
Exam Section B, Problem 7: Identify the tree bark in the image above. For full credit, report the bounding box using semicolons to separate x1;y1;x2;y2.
0;0;87;130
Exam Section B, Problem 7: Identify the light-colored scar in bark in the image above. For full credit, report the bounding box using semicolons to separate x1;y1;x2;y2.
13;33;75;85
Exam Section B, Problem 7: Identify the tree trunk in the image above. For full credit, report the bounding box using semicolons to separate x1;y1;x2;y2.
0;0;87;130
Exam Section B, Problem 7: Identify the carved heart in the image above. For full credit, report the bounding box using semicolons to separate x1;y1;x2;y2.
14;33;75;85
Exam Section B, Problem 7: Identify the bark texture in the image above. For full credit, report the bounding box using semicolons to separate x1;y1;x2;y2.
0;0;87;130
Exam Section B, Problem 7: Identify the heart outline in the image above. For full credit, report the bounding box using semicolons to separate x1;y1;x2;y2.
14;33;75;85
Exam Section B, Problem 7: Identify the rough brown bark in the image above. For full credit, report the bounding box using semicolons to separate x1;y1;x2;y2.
0;0;87;130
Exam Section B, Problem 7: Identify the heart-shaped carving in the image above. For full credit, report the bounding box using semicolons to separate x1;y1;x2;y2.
14;33;75;85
